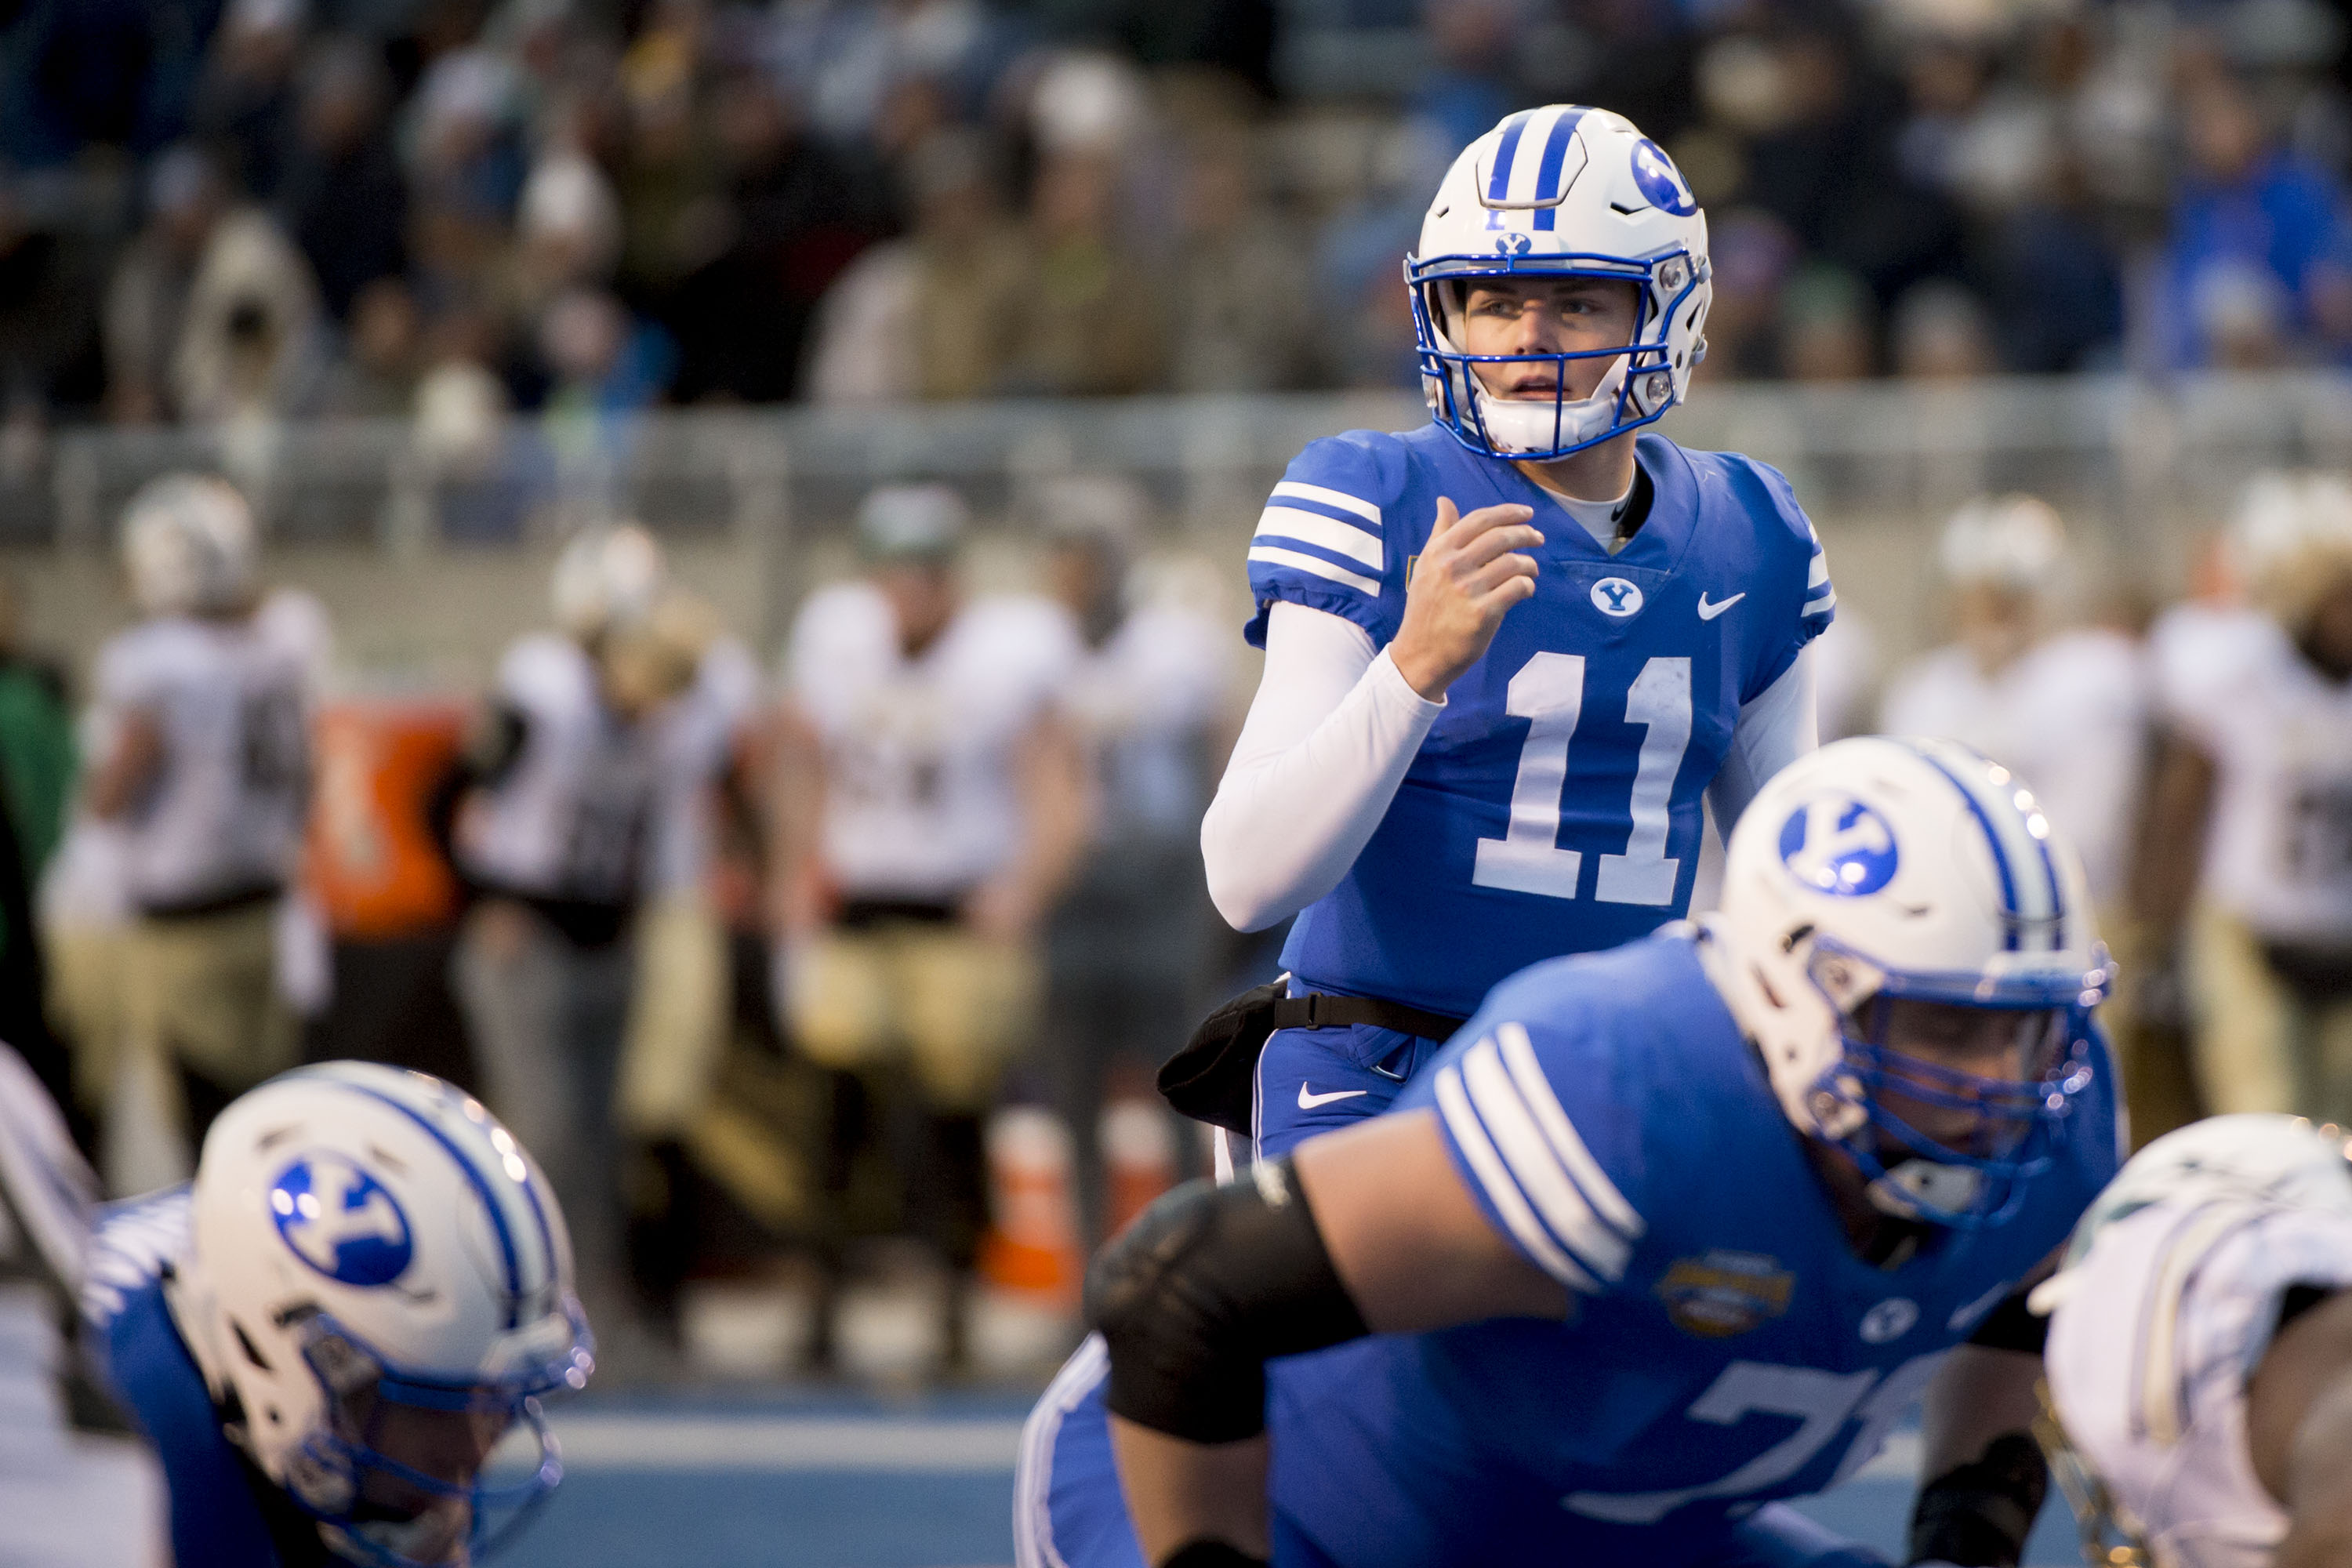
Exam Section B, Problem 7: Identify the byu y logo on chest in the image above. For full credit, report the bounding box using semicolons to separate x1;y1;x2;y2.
1590;577;1643;618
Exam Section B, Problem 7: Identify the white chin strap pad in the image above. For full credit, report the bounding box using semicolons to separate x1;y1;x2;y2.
1475;354;1628;455
1869;1158;1983;1220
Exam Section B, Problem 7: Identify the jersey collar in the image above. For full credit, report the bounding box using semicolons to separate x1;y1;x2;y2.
1503;433;1697;573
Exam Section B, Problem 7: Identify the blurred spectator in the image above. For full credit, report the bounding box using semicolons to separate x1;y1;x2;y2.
169;187;325;425
1033;475;1229;1247
1167;126;1312;393
190;0;307;203
1889;279;1997;379
2160;69;2352;367
1691;207;1798;381
278;35;408;321
104;147;226;424
0;571;76;1131
1779;263;1876;380
614;4;722;314
669;74;877;404
537;287;673;431
0;170;105;422
406;47;527;224
771;485;1089;1370
318;275;423;417
806;130;1029;402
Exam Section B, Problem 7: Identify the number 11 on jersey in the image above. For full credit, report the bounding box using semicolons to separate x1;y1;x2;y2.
1472;653;1694;906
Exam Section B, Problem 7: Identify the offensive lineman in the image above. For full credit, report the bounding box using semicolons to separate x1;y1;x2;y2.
78;1062;594;1567
1199;106;1830;1156
84;474;318;1163
2037;1114;2352;1567
1025;737;2121;1568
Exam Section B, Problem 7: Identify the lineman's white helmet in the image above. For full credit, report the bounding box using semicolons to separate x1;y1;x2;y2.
1408;105;1711;459
1702;736;2112;1228
550;524;666;640
167;1062;592;1566
121;473;260;616
1938;493;2066;592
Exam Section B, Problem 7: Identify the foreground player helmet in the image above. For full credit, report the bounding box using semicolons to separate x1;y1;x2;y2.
1408;105;1711;460
121;473;259;616
1708;736;2111;1229
550;523;666;641
169;1063;593;1567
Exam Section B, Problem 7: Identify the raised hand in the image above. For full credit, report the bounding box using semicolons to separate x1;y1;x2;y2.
1388;497;1542;701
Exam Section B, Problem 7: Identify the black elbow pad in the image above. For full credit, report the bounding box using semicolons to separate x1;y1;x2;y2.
1086;1160;1369;1445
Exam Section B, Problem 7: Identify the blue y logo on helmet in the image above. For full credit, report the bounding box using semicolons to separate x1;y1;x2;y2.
270;1153;413;1286
1630;139;1697;216
1778;797;1899;896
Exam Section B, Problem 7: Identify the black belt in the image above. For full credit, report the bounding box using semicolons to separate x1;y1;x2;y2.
1160;980;1468;1135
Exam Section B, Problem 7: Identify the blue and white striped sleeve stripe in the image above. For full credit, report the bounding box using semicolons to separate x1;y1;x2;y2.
1248;481;1384;597
1801;540;1834;622
1432;1024;1645;1294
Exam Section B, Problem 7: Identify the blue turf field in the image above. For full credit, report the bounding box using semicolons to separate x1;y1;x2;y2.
499;1391;2091;1568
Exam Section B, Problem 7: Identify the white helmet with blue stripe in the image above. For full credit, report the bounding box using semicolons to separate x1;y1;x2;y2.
1408;104;1711;460
169;1062;592;1567
1703;736;2114;1229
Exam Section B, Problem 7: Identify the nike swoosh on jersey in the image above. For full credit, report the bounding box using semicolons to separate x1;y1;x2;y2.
1298;1083;1371;1109
1696;592;1745;620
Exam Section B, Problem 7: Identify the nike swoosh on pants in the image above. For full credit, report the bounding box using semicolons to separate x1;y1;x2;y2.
1297;1083;1371;1109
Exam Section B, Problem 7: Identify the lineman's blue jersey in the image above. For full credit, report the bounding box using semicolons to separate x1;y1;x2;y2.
81;1189;314;1568
1258;930;2118;1566
1248;426;1831;1017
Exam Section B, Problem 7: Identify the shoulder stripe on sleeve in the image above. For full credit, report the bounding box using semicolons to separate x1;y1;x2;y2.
1271;481;1381;527
1808;554;1830;590
1497;1025;1643;1238
1463;1036;1632;1282
1436;1062;1599;1294
1248;545;1381;597
1802;588;1835;616
1256;507;1383;570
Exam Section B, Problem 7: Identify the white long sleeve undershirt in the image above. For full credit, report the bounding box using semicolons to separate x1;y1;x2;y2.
1200;600;1818;932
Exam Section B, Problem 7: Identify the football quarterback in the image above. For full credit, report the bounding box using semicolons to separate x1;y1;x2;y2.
1196;106;1831;1156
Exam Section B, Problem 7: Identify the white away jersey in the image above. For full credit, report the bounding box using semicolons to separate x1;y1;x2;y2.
94;603;314;913
2045;1194;2352;1568
1064;600;1231;844
2154;608;2352;942
1878;630;2147;907
647;635;763;898
788;584;1078;902
455;633;664;906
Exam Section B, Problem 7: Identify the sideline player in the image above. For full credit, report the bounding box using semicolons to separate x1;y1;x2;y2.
2037;1114;2352;1567
1199;106;1831;1156
78;1061;594;1568
1023;736;2120;1568
84;474;318;1171
2133;472;2352;1124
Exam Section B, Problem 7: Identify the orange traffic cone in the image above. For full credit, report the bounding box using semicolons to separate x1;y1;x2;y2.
1102;1098;1178;1238
978;1107;1082;1305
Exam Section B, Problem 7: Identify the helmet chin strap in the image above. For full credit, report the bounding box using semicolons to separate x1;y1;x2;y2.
1474;354;1628;456
1869;1157;1984;1220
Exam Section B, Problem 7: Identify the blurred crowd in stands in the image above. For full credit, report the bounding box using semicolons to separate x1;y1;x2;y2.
2;0;2350;452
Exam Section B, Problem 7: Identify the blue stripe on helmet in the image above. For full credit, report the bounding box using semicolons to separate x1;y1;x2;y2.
1909;744;2022;951
1530;107;1588;230
1486;111;1536;203
324;1079;529;1328
2009;781;2067;952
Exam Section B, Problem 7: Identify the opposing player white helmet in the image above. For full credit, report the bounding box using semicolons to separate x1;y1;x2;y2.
1408;105;1711;460
1703;736;2112;1228
121;473;260;616
168;1062;592;1567
2230;469;2352;634
1938;493;2066;592
550;524;665;641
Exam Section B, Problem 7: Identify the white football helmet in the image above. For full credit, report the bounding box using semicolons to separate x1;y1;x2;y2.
1938;493;2066;592
1701;736;2113;1228
857;483;968;561
121;473;260;617
167;1062;592;1568
550;524;665;641
2230;469;2352;635
1408;105;1711;460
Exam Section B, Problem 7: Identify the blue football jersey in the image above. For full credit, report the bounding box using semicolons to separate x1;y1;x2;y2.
82;1189;314;1568
1258;930;2119;1568
1247;426;1832;1017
